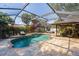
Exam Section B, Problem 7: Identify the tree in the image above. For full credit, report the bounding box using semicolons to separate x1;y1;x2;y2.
21;13;32;25
0;12;13;24
0;12;13;38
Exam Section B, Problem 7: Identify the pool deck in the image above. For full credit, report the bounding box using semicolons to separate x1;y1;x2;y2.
0;33;79;56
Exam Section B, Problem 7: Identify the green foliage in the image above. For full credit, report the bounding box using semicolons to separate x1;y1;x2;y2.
0;19;8;25
39;27;46;32
17;26;27;31
60;26;74;37
0;12;13;38
21;13;32;25
0;12;13;24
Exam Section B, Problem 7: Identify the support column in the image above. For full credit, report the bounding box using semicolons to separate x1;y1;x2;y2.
56;25;57;36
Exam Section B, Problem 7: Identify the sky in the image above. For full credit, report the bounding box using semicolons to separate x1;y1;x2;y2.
0;3;58;24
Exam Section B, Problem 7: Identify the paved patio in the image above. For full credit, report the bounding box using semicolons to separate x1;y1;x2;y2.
0;34;79;56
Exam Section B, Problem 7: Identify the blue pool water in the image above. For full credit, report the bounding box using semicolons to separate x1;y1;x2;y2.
11;34;49;48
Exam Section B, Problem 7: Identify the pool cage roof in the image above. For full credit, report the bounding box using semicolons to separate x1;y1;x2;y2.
0;3;79;24
0;3;60;24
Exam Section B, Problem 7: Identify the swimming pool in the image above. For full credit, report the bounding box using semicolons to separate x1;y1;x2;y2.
11;34;49;48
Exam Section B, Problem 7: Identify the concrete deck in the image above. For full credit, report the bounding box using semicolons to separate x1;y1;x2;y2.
0;33;79;56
